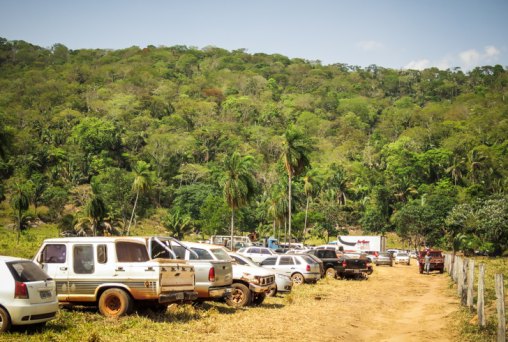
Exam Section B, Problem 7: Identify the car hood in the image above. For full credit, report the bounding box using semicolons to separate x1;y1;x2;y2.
232;264;275;278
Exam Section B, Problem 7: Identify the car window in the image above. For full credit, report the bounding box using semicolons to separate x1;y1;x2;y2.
261;248;272;255
41;244;66;263
7;261;50;282
279;256;294;265
172;246;187;259
260;257;276;266
97;245;107;264
300;255;315;264
230;255;247;265
250;248;260;254
210;248;230;261
116;242;149;262
237;248;246;253
190;248;213;260
73;245;95;274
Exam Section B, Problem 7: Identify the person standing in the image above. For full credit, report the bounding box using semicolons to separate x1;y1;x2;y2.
424;251;431;274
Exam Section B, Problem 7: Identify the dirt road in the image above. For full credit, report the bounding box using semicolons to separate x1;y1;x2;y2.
205;260;460;342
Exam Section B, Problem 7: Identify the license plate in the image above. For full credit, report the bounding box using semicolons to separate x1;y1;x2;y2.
176;292;184;300
354;269;360;273
40;290;52;299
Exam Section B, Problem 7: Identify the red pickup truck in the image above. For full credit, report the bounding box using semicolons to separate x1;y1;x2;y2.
418;250;444;274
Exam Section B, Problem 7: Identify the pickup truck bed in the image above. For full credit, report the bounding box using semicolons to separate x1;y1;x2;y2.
337;255;369;279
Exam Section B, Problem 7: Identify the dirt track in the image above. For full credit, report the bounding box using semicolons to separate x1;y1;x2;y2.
207;260;460;342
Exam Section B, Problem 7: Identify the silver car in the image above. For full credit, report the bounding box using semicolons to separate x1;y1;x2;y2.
0;256;59;332
375;252;393;267
259;254;321;285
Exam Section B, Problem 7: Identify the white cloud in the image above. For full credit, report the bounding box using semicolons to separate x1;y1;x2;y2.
459;46;500;68
403;45;502;71
403;59;430;70
356;40;383;51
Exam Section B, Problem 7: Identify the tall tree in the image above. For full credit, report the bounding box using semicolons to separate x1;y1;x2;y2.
127;161;154;235
221;152;256;251
10;183;30;242
281;126;312;248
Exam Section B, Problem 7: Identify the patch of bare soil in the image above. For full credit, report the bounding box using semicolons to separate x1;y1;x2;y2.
202;261;459;342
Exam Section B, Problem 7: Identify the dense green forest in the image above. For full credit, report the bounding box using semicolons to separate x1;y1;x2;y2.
0;37;507;254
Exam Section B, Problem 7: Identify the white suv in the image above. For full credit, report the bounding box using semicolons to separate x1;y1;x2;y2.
0;256;59;332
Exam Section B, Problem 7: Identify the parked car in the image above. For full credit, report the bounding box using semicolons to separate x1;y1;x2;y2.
237;247;278;263
375;252;393;267
0;256;59;332
395;252;410;265
364;251;379;263
227;252;281;303
306;249;342;278
259;254;321;285
33;237;197;317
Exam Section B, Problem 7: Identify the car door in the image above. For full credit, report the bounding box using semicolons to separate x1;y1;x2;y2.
35;243;69;301
277;256;295;276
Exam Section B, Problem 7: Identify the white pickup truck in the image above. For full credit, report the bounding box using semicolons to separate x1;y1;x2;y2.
33;237;197;317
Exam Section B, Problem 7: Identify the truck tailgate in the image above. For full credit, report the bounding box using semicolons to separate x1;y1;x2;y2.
154;259;195;292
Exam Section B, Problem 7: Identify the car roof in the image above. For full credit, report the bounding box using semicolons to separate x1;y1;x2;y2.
180;241;224;249
42;236;148;244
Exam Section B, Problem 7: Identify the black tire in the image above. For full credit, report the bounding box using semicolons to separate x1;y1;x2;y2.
419;267;423;274
251;293;266;305
98;288;133;317
325;267;337;279
225;283;251;308
291;273;305;286
0;306;11;333
267;287;277;297
439;269;444;274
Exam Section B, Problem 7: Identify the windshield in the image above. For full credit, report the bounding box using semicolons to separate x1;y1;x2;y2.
210;248;231;261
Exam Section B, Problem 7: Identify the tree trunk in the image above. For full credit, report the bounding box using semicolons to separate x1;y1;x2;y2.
288;173;292;249
127;191;139;236
230;208;235;251
303;196;309;243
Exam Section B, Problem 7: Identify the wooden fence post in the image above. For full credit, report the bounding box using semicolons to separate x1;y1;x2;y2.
461;259;468;305
495;274;506;342
467;259;475;309
458;257;464;297
453;256;460;283
478;263;486;328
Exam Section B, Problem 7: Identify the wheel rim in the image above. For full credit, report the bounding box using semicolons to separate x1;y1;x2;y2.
326;269;335;278
230;289;245;304
104;295;121;315
292;274;304;285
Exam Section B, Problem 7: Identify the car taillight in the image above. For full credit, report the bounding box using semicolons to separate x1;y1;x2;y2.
306;264;311;272
15;281;29;299
208;267;215;282
342;260;347;268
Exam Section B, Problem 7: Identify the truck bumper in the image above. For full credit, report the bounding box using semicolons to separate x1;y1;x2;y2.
208;287;233;298
249;283;272;293
159;291;198;304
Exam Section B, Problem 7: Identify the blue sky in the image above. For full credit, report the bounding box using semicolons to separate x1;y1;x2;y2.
1;0;507;70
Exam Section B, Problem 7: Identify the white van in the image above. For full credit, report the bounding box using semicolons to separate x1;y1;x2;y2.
33;237;197;317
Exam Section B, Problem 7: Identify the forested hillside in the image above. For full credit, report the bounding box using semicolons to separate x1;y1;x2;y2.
1;37;507;254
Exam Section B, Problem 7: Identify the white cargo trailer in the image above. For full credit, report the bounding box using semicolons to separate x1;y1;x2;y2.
330;236;386;252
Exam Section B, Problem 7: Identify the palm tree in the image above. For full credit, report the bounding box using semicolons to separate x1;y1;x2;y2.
127;161;153;236
10;183;30;242
281;126;312;248
302;169;321;241
163;210;193;240
221;152;256;251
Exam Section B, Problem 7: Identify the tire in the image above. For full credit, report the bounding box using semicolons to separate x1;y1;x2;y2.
267;287;277;297
0;306;11;333
225;283;251;308
419;267;423;274
439;269;444;274
251;293;266;305
325;267;337;279
291;273;305;286
98;288;133;318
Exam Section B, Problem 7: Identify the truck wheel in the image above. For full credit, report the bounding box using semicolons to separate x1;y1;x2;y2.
251;293;266;305
325;267;337;279
439;269;444;274
419;267;423;274
98;288;133;317
0;306;11;333
226;283;251;308
291;273;305;286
